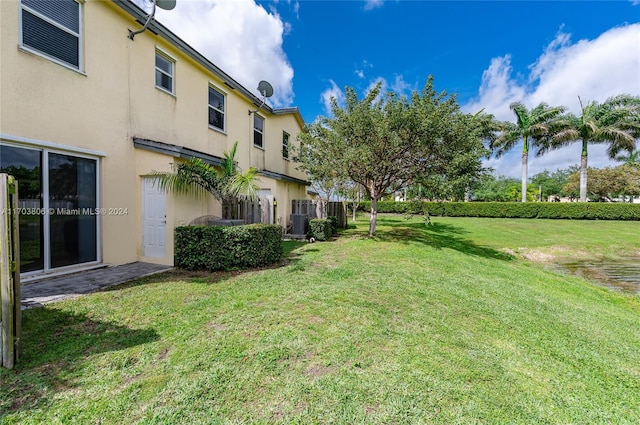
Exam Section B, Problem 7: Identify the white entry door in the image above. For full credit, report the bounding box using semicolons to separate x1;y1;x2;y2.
143;177;166;258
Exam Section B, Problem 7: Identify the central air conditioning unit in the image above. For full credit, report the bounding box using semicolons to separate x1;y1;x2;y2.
290;214;309;235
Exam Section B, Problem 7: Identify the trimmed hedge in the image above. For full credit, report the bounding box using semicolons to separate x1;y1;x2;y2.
175;224;283;271
358;201;640;220
308;219;332;241
327;216;338;235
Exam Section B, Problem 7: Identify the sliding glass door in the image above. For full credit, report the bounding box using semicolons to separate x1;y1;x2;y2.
0;144;99;274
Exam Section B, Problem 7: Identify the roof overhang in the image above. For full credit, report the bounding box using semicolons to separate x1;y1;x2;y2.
258;169;309;186
133;137;223;166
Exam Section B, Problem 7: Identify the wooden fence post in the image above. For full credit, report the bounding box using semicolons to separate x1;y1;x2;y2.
1;173;21;369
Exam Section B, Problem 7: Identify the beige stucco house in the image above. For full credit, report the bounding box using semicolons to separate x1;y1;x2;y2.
0;0;308;279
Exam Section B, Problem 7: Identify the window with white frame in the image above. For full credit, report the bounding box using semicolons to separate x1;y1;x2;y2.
253;115;265;149
20;0;82;69
282;131;290;159
155;50;174;94
208;86;225;131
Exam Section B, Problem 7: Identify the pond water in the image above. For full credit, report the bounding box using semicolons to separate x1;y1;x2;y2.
557;257;640;295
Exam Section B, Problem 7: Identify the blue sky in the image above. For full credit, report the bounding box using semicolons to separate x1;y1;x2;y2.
147;0;640;178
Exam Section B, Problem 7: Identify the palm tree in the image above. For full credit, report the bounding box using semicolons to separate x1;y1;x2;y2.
542;95;640;202
152;141;260;219
615;149;640;167
216;141;260;218
491;102;566;202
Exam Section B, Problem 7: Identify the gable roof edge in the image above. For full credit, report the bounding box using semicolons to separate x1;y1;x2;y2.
113;0;282;113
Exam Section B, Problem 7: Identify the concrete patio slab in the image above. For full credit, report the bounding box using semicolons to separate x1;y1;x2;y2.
20;262;172;309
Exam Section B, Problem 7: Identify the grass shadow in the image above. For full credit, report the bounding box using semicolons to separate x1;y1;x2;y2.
0;307;159;415
355;217;513;261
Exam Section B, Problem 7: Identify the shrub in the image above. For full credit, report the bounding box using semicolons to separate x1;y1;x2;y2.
327;216;338;235
358;201;640;220
175;224;283;271
308;219;332;241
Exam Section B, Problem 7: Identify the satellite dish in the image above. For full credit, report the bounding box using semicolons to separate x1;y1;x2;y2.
257;80;274;98
156;0;176;11
128;0;176;40
249;80;274;115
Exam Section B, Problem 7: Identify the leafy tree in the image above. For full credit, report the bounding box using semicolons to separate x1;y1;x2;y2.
334;179;363;222
530;168;572;200
543;95;640;202
563;165;640;202
297;77;488;236
0;165;41;198
491;102;566;202
152;141;259;219
412;110;496;202
472;174;537;202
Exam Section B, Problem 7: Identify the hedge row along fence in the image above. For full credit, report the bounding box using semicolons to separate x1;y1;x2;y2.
358;201;640;220
175;224;283;271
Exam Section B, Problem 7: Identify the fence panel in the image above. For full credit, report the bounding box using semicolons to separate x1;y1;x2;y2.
291;200;347;229
242;196;272;225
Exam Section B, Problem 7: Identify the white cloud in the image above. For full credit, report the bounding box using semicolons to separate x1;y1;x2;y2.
390;74;415;98
464;55;526;121
321;74;417;116
134;0;294;108
320;80;346;115
363;0;384;11
354;59;373;79
464;24;640;178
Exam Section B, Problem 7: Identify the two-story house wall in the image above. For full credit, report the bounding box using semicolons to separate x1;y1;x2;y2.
0;0;308;279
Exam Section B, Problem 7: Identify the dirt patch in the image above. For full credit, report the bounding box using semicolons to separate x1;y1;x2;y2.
304;364;336;378
365;404;382;414
9;392;41;412
206;322;229;331
7;361;70;412
157;347;170;361
504;247;596;264
307;316;324;324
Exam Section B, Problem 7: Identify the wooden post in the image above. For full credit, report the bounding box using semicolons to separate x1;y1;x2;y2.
1;173;21;369
10;175;21;360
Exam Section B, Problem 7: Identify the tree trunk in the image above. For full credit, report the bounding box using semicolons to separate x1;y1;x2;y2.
521;151;528;202
369;197;377;236
580;144;588;202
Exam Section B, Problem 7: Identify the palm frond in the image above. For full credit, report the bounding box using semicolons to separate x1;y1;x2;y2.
150;158;226;200
227;167;261;200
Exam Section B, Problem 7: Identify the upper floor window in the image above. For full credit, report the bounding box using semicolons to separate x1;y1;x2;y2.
282;131;290;160
253;115;265;149
20;0;82;70
208;86;225;131
155;50;174;94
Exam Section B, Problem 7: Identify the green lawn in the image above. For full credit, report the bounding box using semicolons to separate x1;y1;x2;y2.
2;216;639;424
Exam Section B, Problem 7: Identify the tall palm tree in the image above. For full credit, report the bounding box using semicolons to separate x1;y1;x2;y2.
491;102;566;202
542;95;640;202
152;141;260;219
